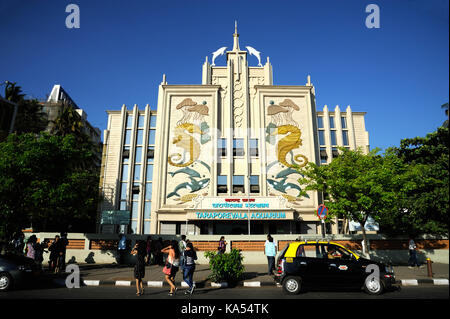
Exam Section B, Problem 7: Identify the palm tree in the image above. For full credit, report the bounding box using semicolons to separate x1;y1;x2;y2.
4;81;25;103
441;102;449;128
4;82;47;134
50;102;84;139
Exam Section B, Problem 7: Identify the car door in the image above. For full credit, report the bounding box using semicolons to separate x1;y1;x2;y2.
301;244;332;287
325;244;361;288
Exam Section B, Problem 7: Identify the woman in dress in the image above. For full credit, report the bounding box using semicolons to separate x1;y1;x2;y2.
131;240;146;296
161;240;180;296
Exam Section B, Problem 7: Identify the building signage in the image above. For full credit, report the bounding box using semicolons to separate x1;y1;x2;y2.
100;210;130;225
190;196;290;210
194;211;287;220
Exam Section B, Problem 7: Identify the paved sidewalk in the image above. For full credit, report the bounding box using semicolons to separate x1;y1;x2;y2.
52;262;449;287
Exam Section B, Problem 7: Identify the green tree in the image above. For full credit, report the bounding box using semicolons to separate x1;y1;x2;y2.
384;127;449;236
297;148;408;255
50;102;84;139
0;133;100;237
3;81;47;134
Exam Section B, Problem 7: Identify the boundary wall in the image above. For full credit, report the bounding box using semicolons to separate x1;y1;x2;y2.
28;233;449;265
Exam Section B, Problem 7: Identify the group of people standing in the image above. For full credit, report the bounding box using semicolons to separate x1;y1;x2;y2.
130;235;197;296
10;232;68;273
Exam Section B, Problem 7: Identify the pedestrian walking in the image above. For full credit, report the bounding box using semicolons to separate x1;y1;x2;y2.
264;235;277;275
48;235;61;273
131;240;146;296
26;235;37;260
58;232;68;272
179;235;187;270
117;234;127;265
408;237;422;268
145;236;153;265
182;242;197;294
218;236;227;254
161;240;180;296
13;232;25;255
35;239;49;271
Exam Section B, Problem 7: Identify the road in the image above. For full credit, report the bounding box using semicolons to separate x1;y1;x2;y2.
1;285;447;318
1;284;448;299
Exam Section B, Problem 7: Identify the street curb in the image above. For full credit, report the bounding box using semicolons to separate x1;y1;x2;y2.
74;278;448;287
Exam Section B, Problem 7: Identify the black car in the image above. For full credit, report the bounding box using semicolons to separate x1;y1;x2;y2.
0;252;40;291
275;240;395;295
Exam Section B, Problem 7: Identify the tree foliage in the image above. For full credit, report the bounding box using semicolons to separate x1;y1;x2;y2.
0;133;100;237
3;81;47;134
383;127;449;236
297;148;408;253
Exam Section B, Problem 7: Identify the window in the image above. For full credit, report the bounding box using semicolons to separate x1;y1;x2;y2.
144;202;151;220
217;175;228;193
120;182;128;200
250;139;259;157
134;164;141;181
147;146;154;161
318;131;326;146
329;116;335;129
126;115;133;128
250;175;260;193
341;117;347;129
342;130;349;146
218;138;227;156
296;244;320;258
150;115;157;128
232;175;245;193
233;138;244;156
121;163;129;181
138;115;145;128
317;116;324;129
146;164;153;181
125;130;132;145
330;130;337;145
332;147;339;158
135;147;142;163
148;130;156;145
324;244;353;260
320;147;327;164
143;221;151;234
145;183;152;200
136;129;144;145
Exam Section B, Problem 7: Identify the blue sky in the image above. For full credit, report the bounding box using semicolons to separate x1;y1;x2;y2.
1;0;448;151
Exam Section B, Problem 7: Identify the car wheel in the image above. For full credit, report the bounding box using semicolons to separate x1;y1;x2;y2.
282;276;302;295
364;277;384;295
0;273;13;292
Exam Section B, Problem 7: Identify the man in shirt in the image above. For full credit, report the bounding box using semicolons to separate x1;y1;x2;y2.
264;235;277;275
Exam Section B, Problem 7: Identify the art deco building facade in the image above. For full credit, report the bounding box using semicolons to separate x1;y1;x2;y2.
99;27;369;235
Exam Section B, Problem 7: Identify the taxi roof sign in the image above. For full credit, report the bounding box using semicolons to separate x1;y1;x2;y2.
317;204;328;220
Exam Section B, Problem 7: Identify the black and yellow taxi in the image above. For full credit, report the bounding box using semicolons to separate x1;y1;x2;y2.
275;240;395;295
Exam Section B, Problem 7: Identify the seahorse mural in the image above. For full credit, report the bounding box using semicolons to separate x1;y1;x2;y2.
266;99;309;201
270;124;308;168
167;98;211;200
168;123;202;167
267;99;309;168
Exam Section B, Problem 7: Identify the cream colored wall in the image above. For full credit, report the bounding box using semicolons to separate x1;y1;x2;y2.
101;110;125;210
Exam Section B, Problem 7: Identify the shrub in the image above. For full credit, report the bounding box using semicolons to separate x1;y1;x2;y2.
204;249;245;286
